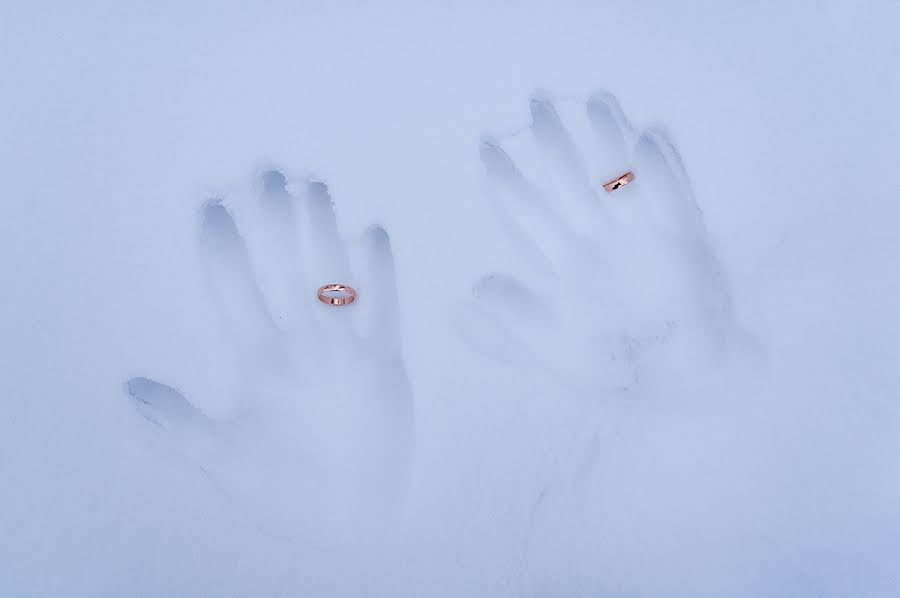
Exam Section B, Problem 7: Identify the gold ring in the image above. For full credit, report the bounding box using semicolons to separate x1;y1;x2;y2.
603;171;635;193
317;284;357;306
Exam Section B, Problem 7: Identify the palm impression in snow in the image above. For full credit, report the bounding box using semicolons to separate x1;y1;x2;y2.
457;93;735;394
125;171;413;541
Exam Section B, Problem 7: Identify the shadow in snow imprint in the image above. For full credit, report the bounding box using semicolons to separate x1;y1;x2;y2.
456;91;736;396
125;169;414;542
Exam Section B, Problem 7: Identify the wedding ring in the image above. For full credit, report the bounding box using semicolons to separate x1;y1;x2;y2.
603;171;635;193
317;284;357;306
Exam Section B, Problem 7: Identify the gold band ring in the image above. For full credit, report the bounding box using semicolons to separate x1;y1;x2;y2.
317;284;357;306
603;171;635;193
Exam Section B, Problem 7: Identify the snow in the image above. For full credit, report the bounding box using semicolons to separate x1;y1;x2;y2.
1;2;899;596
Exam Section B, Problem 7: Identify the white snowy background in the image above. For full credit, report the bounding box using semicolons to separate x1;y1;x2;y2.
2;1;899;596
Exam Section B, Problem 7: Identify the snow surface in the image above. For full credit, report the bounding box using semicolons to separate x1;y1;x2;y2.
2;2;899;596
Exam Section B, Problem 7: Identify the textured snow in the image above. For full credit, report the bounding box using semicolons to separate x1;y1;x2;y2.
2;2;899;596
